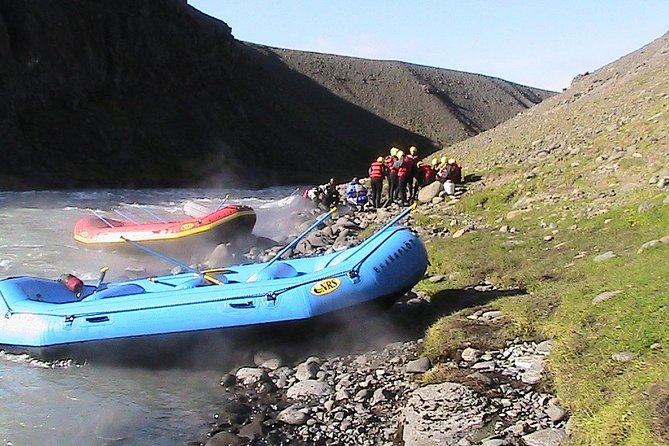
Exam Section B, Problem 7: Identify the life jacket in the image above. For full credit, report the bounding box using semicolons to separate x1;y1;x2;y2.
400;157;414;178
369;161;384;179
385;155;398;174
59;273;84;298
422;164;434;182
406;154;418;173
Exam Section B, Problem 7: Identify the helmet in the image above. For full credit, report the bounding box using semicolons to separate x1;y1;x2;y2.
441;156;447;164
390;147;398;156
377;156;384;163
409;146;417;154
431;158;438;166
417;161;423;167
448;158;456;164
397;151;404;158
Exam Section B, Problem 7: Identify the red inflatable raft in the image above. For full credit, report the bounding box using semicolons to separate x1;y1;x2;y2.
74;203;256;248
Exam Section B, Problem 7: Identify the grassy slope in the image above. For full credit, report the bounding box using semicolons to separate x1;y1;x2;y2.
414;33;669;445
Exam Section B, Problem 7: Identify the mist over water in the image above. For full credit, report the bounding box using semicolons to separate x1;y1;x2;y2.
0;187;418;445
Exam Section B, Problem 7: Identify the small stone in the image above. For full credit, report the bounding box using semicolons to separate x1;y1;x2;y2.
461;347;480;362
592;290;622;305
481;310;503;321
650;343;662;350
452;228;467;238
611;351;635;362
428;274;446;283
405;357;431;373
593;251;616;262
522;428;568;446
277;404;309;425
546;404;567;422
536;340;555;355
543;235;554;242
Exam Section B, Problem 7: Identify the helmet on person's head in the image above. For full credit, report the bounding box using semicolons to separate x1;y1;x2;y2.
449;159;456;164
431;158;438;166
397;151;404;158
417;161;423;167
390;147;398;156
377;156;384;163
441;156;447;164
409;146;417;154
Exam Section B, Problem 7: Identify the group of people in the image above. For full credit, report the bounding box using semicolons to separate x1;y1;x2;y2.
304;146;463;212
368;146;462;208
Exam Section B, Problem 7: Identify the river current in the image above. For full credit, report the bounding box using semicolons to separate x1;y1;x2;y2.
0;187;306;445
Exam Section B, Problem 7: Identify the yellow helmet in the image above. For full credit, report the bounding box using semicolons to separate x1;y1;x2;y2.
390;147;398;156
377;156;384;163
448;158;456;164
409;146;417;154
441;156;447;164
431;158;438;166
397;150;405;158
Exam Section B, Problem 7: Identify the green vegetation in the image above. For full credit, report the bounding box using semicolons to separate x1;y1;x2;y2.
416;172;669;445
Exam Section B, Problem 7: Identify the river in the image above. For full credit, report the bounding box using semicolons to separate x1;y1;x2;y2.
0;187;307;445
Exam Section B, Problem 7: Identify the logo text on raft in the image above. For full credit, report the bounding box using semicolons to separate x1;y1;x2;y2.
373;239;417;274
311;278;341;296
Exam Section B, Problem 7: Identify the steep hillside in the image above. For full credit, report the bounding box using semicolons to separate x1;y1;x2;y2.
415;32;669;445
0;0;553;190
270;48;553;147
439;32;669;202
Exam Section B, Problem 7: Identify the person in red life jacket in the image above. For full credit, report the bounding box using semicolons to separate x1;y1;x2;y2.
406;146;419;200
396;150;412;206
384;147;399;206
441;158;462;184
368;156;387;208
414;161;433;189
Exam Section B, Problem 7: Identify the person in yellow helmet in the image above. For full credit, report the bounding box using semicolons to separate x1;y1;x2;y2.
368;155;387;208
406;146;419;200
384;147;401;206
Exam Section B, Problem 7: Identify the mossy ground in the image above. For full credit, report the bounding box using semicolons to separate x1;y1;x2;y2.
414;173;669;445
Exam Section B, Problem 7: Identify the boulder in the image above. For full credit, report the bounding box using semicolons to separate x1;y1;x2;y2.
417;181;442;203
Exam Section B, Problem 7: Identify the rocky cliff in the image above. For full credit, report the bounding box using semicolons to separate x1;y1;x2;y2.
0;0;554;189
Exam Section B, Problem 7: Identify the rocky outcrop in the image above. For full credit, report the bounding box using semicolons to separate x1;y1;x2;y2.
0;1;553;190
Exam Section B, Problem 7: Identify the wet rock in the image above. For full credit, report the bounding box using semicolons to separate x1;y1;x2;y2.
235;367;268;386
205;431;244;446
253;351;283;370
295;358;320;381
277;404;309;425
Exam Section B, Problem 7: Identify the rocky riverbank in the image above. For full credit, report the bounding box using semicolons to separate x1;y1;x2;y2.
193;188;571;446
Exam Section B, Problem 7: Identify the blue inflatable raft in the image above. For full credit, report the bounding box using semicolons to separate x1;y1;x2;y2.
0;210;428;362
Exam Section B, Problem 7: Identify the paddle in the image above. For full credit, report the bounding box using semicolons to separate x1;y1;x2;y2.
214;194;231;212
246;207;337;283
95;266;109;289
120;236;224;285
